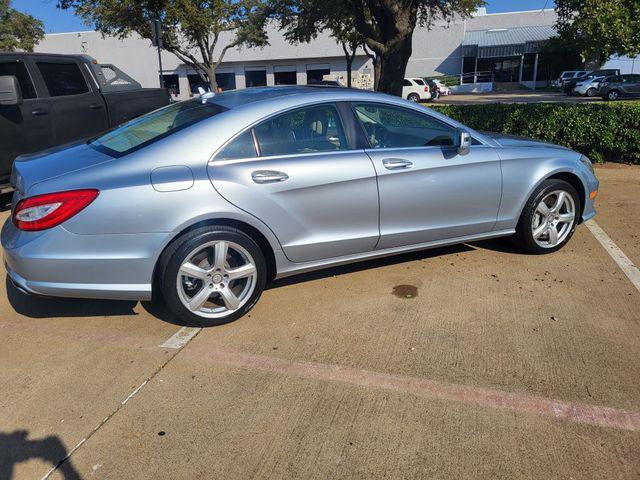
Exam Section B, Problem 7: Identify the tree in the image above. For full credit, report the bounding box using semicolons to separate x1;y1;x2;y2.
58;0;269;91
269;0;483;95
0;0;44;52
555;0;640;67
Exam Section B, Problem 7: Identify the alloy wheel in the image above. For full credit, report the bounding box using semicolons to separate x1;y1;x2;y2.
176;240;257;318
531;190;576;248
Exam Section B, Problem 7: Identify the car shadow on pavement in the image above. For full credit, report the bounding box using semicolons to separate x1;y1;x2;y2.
268;243;475;289
0;429;81;480
5;276;138;319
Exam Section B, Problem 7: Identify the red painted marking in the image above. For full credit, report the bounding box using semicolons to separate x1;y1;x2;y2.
188;346;640;432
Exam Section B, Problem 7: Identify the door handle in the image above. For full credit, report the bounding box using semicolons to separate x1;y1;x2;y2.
382;158;413;170
31;108;49;116
251;170;289;184
88;103;103;109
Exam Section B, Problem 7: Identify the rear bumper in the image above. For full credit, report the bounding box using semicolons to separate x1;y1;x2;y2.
2;219;169;301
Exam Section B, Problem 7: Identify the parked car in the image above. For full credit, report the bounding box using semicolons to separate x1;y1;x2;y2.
432;79;452;96
2;86;599;326
553;70;588;88
572;76;606;97
402;78;431;102
0;53;171;193
600;74;640;100
563;69;620;95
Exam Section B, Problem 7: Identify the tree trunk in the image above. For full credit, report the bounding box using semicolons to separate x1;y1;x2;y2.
375;34;413;96
207;65;218;92
346;56;353;88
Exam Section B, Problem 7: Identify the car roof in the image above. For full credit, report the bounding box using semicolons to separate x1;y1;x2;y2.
206;85;385;109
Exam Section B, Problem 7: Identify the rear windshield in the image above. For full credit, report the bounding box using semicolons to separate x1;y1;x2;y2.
90;99;226;157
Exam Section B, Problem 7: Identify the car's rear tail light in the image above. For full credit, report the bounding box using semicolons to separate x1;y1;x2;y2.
424;86;429;92
13;189;99;231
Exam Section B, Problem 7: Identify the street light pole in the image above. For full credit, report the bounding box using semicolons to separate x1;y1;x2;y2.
152;19;164;89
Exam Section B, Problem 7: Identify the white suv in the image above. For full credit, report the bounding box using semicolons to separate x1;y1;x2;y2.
402;78;431;102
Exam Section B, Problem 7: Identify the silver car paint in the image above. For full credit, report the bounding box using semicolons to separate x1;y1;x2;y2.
2;87;599;300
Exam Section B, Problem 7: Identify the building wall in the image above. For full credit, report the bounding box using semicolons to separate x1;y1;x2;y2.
34;8;558;97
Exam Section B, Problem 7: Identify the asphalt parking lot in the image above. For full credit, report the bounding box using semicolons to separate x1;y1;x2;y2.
1;163;639;479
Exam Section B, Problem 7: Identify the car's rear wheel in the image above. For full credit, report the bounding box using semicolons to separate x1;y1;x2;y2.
586;87;597;97
513;179;580;254
159;226;266;326
407;93;420;102
607;90;620;101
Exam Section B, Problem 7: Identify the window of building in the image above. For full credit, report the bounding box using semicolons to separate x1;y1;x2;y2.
36;62;89;97
254;104;347;157
216;72;236;91
306;68;330;84
245;69;267;87
216;131;256;160
0;60;36;99
274;71;297;85
353;103;456;149
162;74;180;95
188;74;208;94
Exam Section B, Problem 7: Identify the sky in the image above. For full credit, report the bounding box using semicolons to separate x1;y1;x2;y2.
13;0;556;34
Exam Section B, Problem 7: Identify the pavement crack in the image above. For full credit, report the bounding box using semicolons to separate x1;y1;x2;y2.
41;328;202;480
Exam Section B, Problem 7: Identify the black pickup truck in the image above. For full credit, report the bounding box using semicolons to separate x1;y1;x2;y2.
0;53;171;192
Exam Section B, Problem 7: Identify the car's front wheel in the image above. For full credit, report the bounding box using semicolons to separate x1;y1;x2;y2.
586;87;597;97
159;226;267;326
513;179;580;254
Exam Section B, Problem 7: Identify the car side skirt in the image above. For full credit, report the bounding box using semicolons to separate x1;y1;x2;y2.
274;228;516;279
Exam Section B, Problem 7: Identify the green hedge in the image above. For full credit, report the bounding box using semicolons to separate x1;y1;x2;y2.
430;102;640;163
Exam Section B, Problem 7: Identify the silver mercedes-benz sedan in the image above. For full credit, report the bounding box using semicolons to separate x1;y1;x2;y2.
2;86;599;325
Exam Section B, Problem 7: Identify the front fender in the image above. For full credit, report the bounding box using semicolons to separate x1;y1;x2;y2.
495;148;597;230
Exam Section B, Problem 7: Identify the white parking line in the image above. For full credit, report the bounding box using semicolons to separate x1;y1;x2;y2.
160;326;202;349
586;220;640;292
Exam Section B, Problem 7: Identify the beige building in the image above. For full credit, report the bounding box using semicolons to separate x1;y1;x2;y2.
35;8;560;99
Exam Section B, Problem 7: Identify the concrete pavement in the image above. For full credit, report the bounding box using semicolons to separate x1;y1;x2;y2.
1;164;639;479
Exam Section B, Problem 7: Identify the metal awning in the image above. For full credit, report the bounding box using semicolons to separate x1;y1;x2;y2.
462;25;555;58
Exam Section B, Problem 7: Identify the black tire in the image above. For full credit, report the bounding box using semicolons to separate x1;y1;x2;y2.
586;87;597;97
607;90;620;101
512;179;581;254
407;93;420;102
158;226;267;327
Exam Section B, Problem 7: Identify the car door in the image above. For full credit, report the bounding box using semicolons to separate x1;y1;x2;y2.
627;75;640;96
208;102;380;263
0;57;55;181
351;102;502;249
31;56;109;144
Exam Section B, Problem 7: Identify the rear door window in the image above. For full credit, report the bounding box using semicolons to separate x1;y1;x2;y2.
36;62;90;97
0;60;37;99
254;104;347;157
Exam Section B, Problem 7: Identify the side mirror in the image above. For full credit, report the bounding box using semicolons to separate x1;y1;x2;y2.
455;128;471;155
0;75;23;106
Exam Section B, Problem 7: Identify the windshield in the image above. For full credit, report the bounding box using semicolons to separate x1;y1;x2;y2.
90;99;227;157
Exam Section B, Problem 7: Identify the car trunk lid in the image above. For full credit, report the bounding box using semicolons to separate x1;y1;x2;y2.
11;141;114;195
